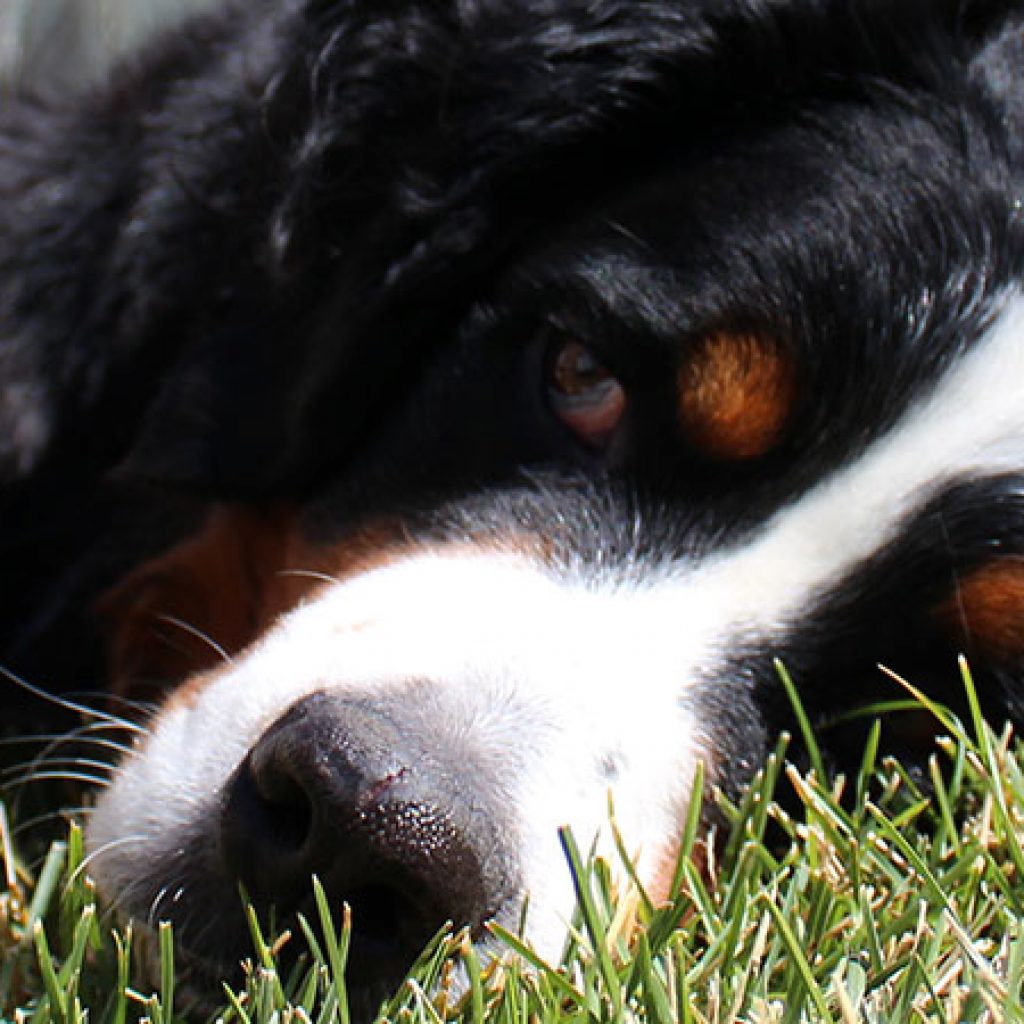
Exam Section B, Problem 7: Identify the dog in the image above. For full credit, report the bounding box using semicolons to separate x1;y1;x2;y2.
3;0;1024;1007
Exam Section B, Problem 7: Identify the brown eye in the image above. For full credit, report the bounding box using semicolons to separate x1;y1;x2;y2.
547;337;626;447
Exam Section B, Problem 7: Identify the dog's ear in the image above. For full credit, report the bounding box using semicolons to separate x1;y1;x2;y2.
96;505;293;701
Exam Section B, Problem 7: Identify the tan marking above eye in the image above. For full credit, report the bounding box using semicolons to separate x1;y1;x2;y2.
942;559;1024;660
677;331;797;460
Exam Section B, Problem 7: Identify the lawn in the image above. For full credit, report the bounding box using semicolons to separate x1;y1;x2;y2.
3;663;1024;1024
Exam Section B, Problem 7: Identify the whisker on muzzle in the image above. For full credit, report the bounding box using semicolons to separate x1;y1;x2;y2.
0;731;135;755
2;771;113;791
0;665;146;734
68;833;149;891
156;614;235;666
278;568;343;586
12;805;95;839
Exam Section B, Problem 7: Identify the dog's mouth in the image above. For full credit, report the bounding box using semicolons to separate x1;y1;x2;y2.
345;880;443;967
116;827;498;1016
132;868;503;1021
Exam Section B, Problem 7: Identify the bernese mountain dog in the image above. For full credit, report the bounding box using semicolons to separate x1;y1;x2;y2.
3;0;1024;1006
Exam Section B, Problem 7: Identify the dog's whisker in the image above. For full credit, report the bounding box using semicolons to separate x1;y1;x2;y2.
99;691;160;718
0;735;62;748
3;725;132;812
42;735;132;759
6;722;134;755
155;614;234;666
11;806;94;839
278;568;342;586
0;732;132;753
100;869;190;938
146;878;192;928
66;718;146;742
3;753;118;782
0;665;142;732
600;217;657;255
59;691;157;729
43;718;144;741
2;771;112;791
66;834;149;890
148;884;172;927
2;755;117;781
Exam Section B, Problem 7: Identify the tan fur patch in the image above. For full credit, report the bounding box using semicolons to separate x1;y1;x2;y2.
97;505;295;700
96;509;417;700
98;506;549;702
943;559;1024;660
677;331;796;460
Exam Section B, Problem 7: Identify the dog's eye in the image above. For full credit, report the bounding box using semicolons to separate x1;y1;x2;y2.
546;337;626;448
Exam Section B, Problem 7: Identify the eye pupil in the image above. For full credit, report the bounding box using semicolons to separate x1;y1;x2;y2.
546;336;626;448
552;341;612;397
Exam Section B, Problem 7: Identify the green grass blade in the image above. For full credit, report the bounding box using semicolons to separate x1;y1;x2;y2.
775;659;825;783
762;898;836;1024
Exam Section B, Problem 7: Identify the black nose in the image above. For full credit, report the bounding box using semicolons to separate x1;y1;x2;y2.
219;690;513;982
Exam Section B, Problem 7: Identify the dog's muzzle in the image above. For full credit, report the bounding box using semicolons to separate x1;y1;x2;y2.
86;551;705;1004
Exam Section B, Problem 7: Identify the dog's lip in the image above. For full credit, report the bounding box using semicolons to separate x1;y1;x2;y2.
132;918;243;1016
130;886;494;1013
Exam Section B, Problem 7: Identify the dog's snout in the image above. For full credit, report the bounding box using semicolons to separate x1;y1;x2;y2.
219;690;512;975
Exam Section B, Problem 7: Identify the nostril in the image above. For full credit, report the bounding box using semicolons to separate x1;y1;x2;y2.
258;771;314;852
218;704;414;904
234;752;315;853
220;752;319;900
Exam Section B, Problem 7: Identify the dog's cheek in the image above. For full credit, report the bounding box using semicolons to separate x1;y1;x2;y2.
95;505;295;701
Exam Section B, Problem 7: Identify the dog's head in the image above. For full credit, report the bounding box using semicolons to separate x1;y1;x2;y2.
21;0;1020;1004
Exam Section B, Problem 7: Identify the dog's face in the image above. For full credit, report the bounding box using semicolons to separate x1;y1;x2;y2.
41;0;1023;1005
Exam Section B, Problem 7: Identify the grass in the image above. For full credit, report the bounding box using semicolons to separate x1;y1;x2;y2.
4;664;1024;1023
